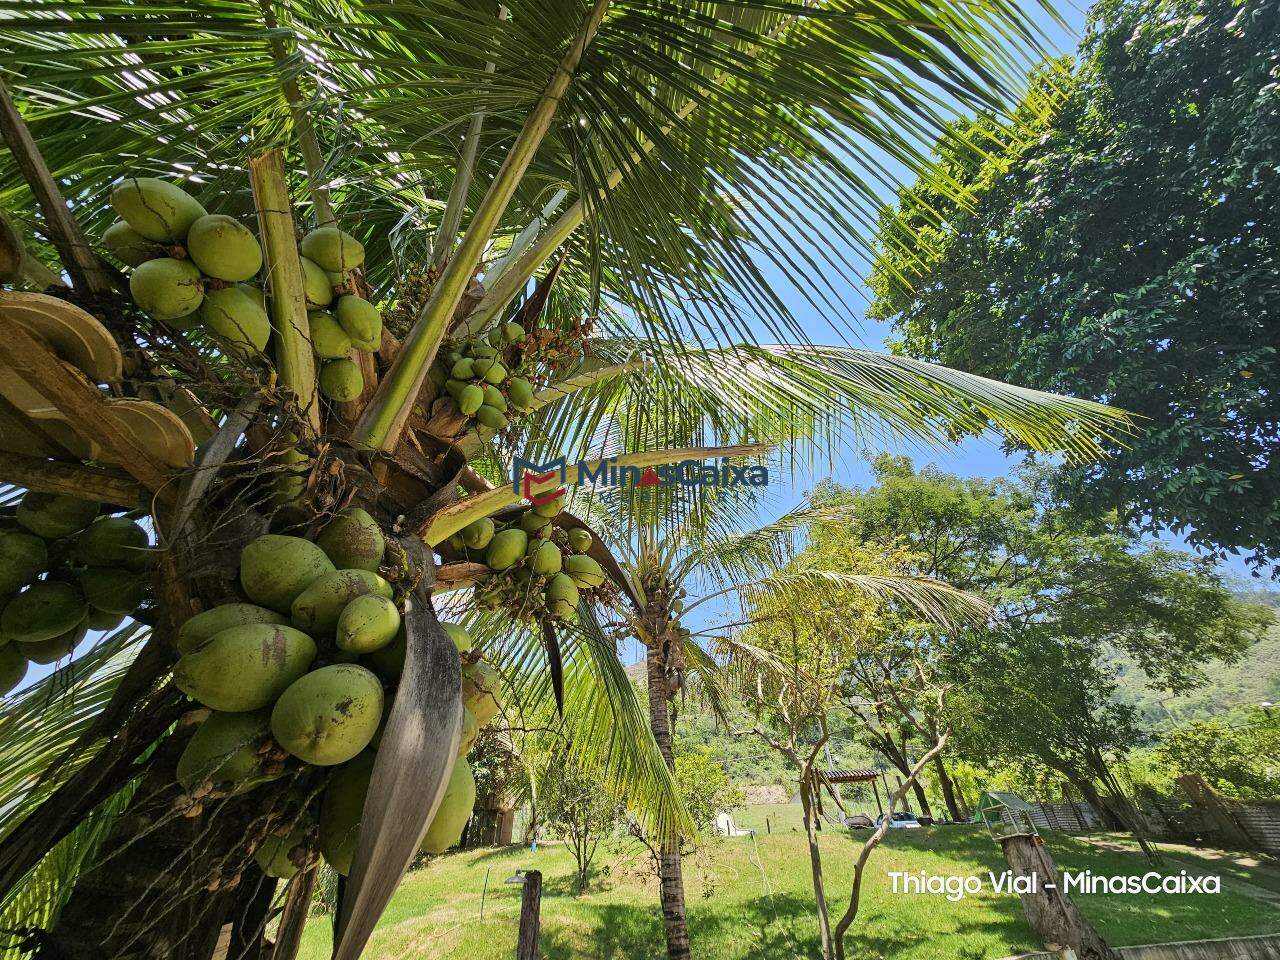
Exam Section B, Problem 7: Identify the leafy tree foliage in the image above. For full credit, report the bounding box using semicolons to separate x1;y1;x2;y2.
538;753;626;893
869;0;1280;567
811;457;1271;820
672;746;743;835
1155;707;1280;800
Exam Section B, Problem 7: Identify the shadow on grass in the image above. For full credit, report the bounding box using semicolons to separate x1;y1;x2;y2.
537;887;1025;960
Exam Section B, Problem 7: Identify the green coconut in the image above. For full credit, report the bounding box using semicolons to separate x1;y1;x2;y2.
0;643;28;696
544;573;579;619
466;341;497;360
318;751;375;875
78;567;147;615
507;377;535;411
532;493;565;518
315;508;385;574
176;709;273;792
336;595;401;654
0;530;47;596
270;664;383;766
20;623;87;665
442;622;473;653
461;661;501;726
309;311;352;359
130;256;205;321
102;221;164;267
474;405;508;432
175;623;316;712
87;608;126;632
200;285;271;358
73;516;150;569
519;511;554;535
458;707;479;755
16;493;99;539
334;296;382;351
450;357;475;380
300;227;365;274
458;384;484;416
240;535;336;612
526;539;562;576
292;569;392;635
460;518;495;551
2;581;87;643
420;759;475;855
186;214;262;282
479;385;507;413
255;821;311;879
503;322;526;344
111;177;206;243
239;284;267;310
320;359;363;402
566;528;593;553
565;554;605;589
472;358;507;385
365;626;405;681
301;256;334;308
176;603;289;655
484;529;527;571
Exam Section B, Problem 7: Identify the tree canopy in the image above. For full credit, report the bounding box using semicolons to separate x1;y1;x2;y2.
869;0;1280;569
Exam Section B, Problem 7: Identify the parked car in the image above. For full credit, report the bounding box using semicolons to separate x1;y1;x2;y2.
843;814;874;829
875;811;922;829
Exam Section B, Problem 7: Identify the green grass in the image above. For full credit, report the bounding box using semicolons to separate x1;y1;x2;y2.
298;822;1280;960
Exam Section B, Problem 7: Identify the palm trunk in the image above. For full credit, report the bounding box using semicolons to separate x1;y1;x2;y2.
644;641;691;960
798;772;834;960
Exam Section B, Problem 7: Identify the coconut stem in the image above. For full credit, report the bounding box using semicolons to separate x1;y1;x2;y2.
349;0;612;455
249;150;320;501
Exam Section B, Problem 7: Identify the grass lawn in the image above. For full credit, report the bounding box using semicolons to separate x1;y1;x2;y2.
298;821;1280;959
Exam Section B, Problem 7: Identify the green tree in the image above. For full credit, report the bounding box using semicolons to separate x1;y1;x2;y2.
870;0;1280;567
1156;708;1280;801
731;540;974;960
537;752;626;892
673;746;743;835
811;458;1270;830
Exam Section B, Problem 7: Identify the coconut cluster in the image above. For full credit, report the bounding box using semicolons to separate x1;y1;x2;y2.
429;324;536;433
0;492;151;695
450;496;605;623
298;226;384;403
107;177;271;358
170;507;499;878
104;179;383;397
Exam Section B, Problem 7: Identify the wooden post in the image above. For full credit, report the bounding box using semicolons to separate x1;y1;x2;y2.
516;869;542;960
998;834;1119;960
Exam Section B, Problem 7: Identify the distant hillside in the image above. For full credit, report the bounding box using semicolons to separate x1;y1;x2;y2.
1108;593;1280;727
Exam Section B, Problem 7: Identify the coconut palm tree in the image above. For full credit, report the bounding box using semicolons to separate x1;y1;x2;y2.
547;474;984;960
0;0;1129;957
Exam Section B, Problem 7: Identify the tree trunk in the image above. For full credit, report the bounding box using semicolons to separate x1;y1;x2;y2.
1074;778;1126;831
644;641;691;960
798;772;834;960
932;755;964;821
872;737;933;820
999;834;1119;960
